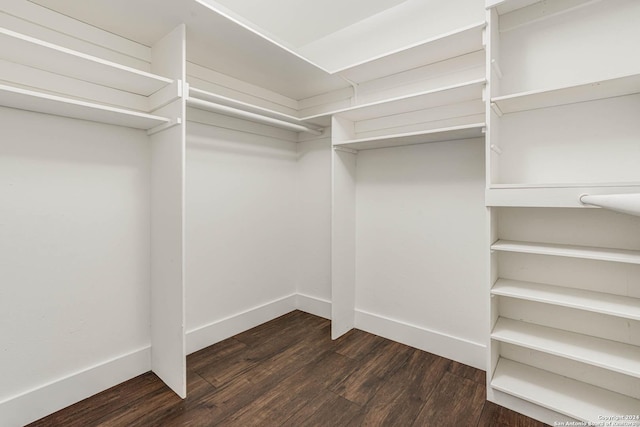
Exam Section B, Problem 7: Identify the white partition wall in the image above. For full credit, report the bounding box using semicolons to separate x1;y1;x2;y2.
149;24;187;399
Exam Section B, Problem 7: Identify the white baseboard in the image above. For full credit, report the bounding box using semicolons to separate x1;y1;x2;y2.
185;294;297;354
354;309;486;370
0;347;151;427
295;293;331;319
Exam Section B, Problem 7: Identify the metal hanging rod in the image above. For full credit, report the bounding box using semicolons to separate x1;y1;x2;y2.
186;97;323;136
580;193;640;217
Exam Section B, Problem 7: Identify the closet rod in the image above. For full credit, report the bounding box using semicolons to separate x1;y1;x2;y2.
580;193;640;217
186;97;323;135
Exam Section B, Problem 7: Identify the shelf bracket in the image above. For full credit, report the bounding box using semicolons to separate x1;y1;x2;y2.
490;144;503;155
491;59;503;79
339;75;359;106
333;146;358;154
147;117;182;136
490;102;503;117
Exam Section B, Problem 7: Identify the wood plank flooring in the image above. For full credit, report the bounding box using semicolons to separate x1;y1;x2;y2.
29;311;548;426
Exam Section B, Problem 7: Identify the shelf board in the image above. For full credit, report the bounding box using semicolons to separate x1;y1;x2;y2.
491;240;640;264
338;22;486;83
491;358;640;425
302;79;485;121
492;317;640;378
333;123;485;151
492;279;640;321
0;27;172;96
0;84;170;130
486;184;640;207
492;73;640;114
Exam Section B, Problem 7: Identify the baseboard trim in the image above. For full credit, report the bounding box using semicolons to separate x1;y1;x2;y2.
185;294;297;354
0;346;151;427
295;293;331;319
354;309;486;370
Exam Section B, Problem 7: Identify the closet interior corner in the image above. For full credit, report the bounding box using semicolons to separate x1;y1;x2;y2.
1;0;639;425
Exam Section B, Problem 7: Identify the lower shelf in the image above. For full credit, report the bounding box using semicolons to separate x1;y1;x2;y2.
491;240;640;265
492;317;640;378
492;358;640;425
0;84;170;130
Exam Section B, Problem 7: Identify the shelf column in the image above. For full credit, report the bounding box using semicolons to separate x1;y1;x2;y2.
149;24;187;399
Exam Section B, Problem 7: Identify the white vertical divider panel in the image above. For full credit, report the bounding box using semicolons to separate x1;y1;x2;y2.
485;7;499;401
331;116;357;339
150;24;187;398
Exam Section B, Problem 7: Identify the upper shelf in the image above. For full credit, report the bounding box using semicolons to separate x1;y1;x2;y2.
491;73;640;115
0;84;170;130
486;0;540;14
486;184;640;208
491;240;640;264
304;79;486;122
334;123;485;151
0;27;172;96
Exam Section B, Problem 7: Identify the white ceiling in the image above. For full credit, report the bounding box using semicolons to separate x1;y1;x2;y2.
208;0;407;48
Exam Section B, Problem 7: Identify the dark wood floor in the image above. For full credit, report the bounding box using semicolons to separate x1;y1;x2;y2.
30;311;547;426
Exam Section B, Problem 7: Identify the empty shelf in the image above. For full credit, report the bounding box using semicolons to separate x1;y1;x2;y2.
492;359;640;425
0;84;170;130
492;279;640;321
491;240;640;264
0;27;172;96
333;123;485;150
302;79;485;121
491;73;640;114
492;318;640;378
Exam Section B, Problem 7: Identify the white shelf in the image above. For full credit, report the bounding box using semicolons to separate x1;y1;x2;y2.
486;184;640;207
491;359;640;425
492;317;640;378
491;73;640;115
333;123;485;151
0;27;172;96
492;279;640;321
338;22;486;83
302;79;485;121
0;84;170;130
491;240;640;265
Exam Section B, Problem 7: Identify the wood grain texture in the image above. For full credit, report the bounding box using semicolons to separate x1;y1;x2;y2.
28;311;549;426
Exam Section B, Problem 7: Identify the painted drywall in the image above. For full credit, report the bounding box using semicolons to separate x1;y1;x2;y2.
185;121;299;337
294;138;332;303
0;108;151;403
355;138;486;348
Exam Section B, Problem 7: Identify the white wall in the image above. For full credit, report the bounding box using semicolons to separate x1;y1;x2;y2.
294;138;332;303
185;121;299;350
0;108;151;418
354;138;486;365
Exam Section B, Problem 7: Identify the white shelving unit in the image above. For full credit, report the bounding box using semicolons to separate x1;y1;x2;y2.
492;317;640;378
491;240;640;264
492;359;640;425
0;84;170;131
0;27;172;95
492;279;640;321
333;123;485;151
486;0;640;423
491;73;640;115
0;26;176;131
309;79;485;121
